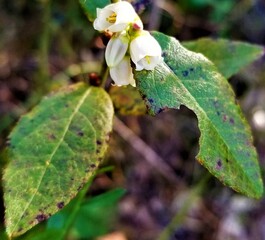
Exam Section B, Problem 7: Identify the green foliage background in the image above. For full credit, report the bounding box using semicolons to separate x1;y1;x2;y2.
0;0;265;239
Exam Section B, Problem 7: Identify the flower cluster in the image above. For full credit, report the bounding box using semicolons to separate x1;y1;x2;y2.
93;0;162;86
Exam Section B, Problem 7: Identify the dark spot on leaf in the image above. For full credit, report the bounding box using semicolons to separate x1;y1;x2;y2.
36;214;48;223
216;159;222;170
48;134;56;140
182;70;189;77
148;98;154;103
225;158;229;163
162;51;167;57
229;118;235;124
57;202;64;209
65;103;69;108
96;140;102;145
223;115;227;122
157;108;163;114
217;111;220;116
90;163;96;168
77;131;84;137
71;177;74;181
18;228;23;232
78;183;85;191
190;68;194;72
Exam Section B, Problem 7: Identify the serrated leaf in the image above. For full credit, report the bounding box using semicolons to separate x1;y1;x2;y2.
3;83;114;237
134;32;263;198
109;85;146;115
182;38;264;78
79;0;110;22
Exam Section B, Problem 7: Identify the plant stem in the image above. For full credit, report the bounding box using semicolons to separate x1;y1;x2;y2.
56;177;94;240
38;0;51;92
101;67;110;89
158;174;211;240
55;166;113;240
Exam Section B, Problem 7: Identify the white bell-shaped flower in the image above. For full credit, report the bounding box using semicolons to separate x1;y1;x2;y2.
93;1;143;33
109;56;136;87
105;31;129;67
130;31;162;71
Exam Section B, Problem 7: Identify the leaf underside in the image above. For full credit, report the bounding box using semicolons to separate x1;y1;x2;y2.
134;32;263;198
4;83;114;237
182;38;264;79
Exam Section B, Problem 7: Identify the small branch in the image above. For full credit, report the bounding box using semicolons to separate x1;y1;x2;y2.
113;117;179;183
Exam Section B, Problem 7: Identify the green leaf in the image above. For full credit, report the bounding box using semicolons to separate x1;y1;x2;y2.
110;85;147;115
134;32;263;198
79;0;111;22
182;38;264;78
3;83;114;237
47;188;125;239
73;188;125;238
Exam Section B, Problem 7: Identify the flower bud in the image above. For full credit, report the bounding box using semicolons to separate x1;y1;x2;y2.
93;1;143;33
105;31;129;67
130;31;162;71
109;56;136;86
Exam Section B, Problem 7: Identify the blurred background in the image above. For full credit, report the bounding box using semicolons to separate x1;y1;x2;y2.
0;0;265;239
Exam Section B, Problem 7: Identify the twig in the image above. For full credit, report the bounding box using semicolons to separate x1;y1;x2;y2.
113;117;179;183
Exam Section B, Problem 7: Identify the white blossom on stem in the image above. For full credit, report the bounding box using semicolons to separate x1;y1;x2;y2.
130;30;162;71
109;56;136;86
105;31;129;67
93;1;143;33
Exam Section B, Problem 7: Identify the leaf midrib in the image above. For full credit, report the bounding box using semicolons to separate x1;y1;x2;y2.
161;62;256;191
10;87;92;236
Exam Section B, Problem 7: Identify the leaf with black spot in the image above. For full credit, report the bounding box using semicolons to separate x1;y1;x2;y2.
135;32;263;198
182;38;264;79
3;83;114;237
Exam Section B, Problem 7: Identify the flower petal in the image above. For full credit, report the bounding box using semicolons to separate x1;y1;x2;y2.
93;1;143;33
105;32;129;67
109;57;135;86
130;30;162;71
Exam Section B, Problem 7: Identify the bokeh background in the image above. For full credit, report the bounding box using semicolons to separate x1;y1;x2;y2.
0;0;265;239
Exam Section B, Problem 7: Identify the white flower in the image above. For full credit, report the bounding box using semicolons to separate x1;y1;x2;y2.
109;56;136;86
93;1;143;33
130;31;162;71
105;31;129;67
